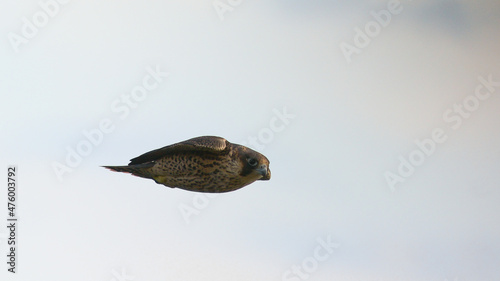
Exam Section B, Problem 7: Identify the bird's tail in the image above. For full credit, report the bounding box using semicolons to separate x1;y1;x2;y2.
102;163;155;179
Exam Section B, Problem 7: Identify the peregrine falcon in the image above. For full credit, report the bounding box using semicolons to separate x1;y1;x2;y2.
103;136;271;193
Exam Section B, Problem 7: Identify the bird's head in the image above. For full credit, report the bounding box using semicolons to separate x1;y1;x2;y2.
237;147;271;181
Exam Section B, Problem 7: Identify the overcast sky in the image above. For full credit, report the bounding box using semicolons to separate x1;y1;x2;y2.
1;1;500;281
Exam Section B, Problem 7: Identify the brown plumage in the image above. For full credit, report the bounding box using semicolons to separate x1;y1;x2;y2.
103;136;271;193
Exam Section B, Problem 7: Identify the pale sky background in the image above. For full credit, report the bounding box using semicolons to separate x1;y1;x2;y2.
1;1;500;281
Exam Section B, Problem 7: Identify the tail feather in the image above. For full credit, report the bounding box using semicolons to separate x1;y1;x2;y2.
102;162;155;179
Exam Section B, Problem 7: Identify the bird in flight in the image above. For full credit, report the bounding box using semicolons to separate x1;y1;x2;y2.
103;136;271;193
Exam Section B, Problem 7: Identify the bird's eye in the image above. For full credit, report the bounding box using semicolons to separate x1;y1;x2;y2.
247;158;258;167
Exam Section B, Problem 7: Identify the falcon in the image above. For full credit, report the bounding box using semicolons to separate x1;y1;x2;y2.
103;136;271;193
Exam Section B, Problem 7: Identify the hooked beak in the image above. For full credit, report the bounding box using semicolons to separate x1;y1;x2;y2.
256;164;271;180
